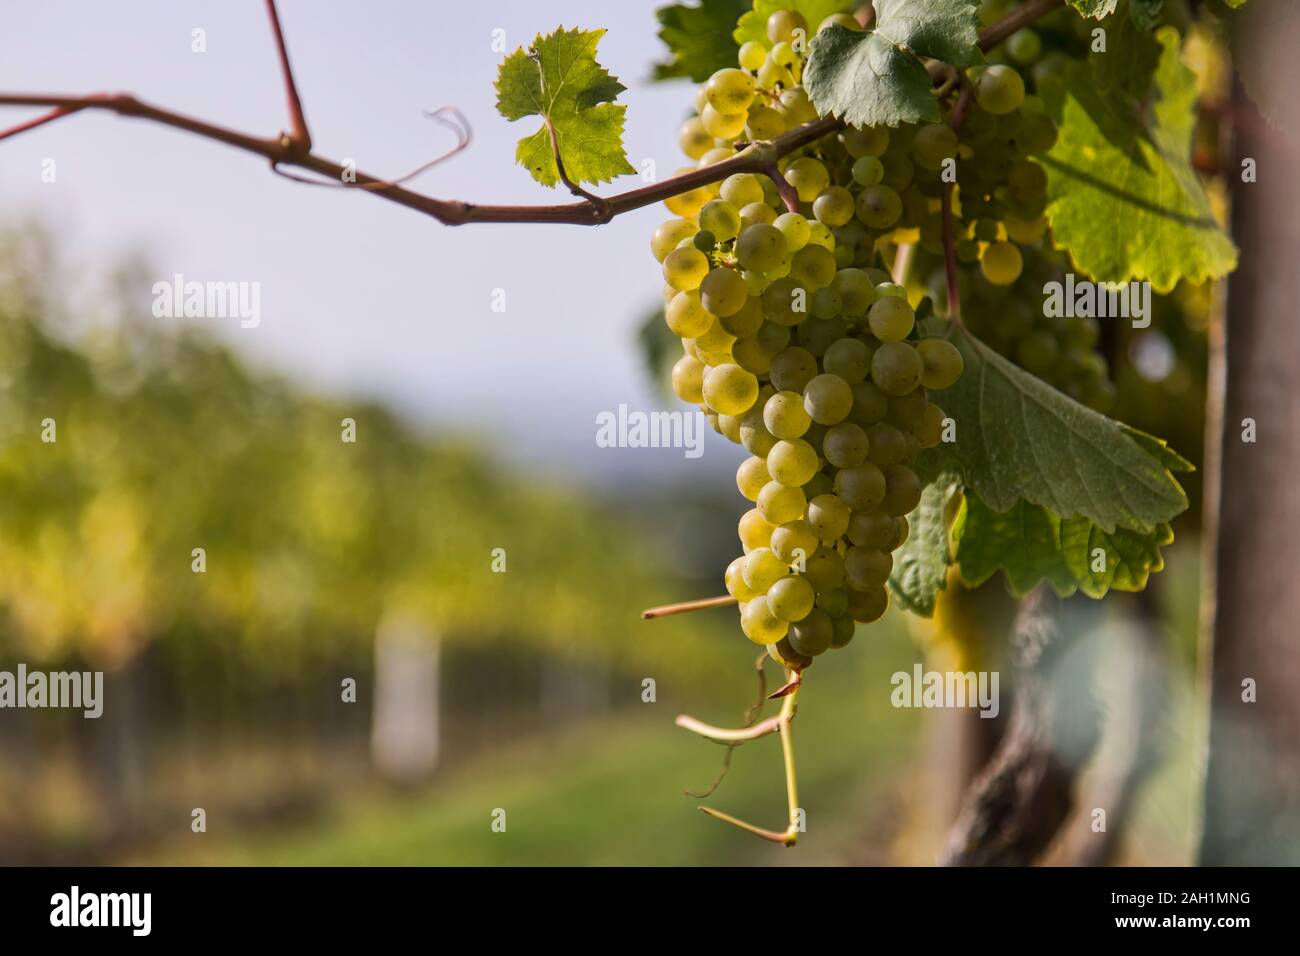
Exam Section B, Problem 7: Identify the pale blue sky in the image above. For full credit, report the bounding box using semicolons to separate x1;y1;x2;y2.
1;1;744;482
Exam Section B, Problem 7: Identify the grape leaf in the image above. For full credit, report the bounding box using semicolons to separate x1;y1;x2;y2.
1040;27;1238;292
1091;4;1161;102
733;0;855;50
652;0;749;82
915;318;1190;536
495;28;635;187
953;494;1174;599
1067;0;1120;16
803;0;983;128
888;474;958;616
1129;0;1164;29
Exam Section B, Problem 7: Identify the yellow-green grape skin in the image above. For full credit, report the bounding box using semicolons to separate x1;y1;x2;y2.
705;68;757;114
974;64;1026;115
702;363;758;415
851;155;884;185
803;372;854;425
874;281;907;299
741;597;789;644
806;493;851;542
913;403;946;449
770;40;798;67
695;318;737;355
768;438;820;487
805;221;836;251
719;295;765;337
855;184;902;229
742;547;789;594
789;608;834;656
865;422;909;466
917;338;964;390
672;354;706;404
733;335;773;376
701;103;748;140
831;268;876;316
819;12;862;33
698;199;741;242
736;223;789;272
678;117;712;160
803;546;846;592
769;345;819;392
771;519;819;565
822;337;872;384
766;575;815;622
846;586;889;624
844;546;893;591
823;422;869;468
911;123;959;170
651;219;697;262
725;556;760;601
736;455;770;501
790;244;837;289
699;267;748;317
841;125;889;158
774;212;811;251
740;202;778;229
777;88;818;125
760;277;806;327
881;464;923;517
886;388;929;429
767;9;807;44
850;381;890;426
738;508;777;552
833;462;886;511
784;157;830;203
1005;214;1048;245
739;40;767;71
758;480;807;525
867;296;915;342
756;59;792;91
764;390;812;439
755;320;792;355
847;510;898;549
870;341;924;396
721;173;765;208
665;290;713;338
717;412;743;443
664;170;714;218
746;106;787;140
810;286;843;319
812;186;855;227
980;241;1023;285
663;247;710;291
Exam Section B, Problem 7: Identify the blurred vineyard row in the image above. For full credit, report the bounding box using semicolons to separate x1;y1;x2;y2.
0;230;740;863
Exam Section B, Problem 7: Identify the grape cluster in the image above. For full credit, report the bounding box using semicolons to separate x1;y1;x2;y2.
651;9;971;670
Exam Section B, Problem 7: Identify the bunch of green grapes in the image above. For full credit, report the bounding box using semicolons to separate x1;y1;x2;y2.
650;10;977;670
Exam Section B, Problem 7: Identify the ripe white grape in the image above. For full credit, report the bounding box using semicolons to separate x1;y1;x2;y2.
767;438;820;487
736;455;770;501
663;246;710;291
703;363;758;414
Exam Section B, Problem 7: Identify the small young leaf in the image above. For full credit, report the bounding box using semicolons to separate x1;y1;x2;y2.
888;475;959;617
915;318;1189;536
1041;27;1238;292
495;28;635;187
1067;0;1120;17
652;0;749;82
803;0;982;129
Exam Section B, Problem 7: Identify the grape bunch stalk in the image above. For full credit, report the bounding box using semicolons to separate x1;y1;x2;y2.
647;4;1062;842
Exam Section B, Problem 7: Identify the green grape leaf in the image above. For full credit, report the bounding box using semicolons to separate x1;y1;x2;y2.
652;0;750;82
953;495;1078;597
733;0;855;50
803;0;983;128
1066;0;1120;17
916;318;1190;536
1224;0;1249;7
495;28;635;187
1129;0;1164;29
888;474;958;617
952;494;1174;599
1092;5;1162;102
1040;27;1238;292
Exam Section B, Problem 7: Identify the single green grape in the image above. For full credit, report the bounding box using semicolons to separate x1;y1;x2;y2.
699;267;748;317
767;438;820;487
758;480;807;525
813;186;855;227
721;173;766;207
761;276;808;326
702;363;758;415
846;510;898;549
767;575;815;622
975;64;1026;115
738;508;776;552
865;422;909;466
880;463;922;517
741;597;788;644
823;422;869;468
774;212;811;251
705;68;757;114
742;546;789;594
769;346;819;392
736;223;789;273
1006;28;1042;65
980;241;1023;285
725;555;760;602
833;462;886;511
831;268;876;316
886;388;929;429
855;184;903;229
788;607;833;656
815;587;849;618
678;117;712;160
790;244;837;289
845;586;889;624
917;337;964;390
663;246;710;291
870;341;924;396
911;123;959;170
803;372;854;425
867;296;916;342
785;157;830;203
698;199;741;241
841;125;889;158
844;546;893;591
913;403;947;449
851;155;885;186
693;230;717;254
823;337;872;383
736;456;771;501
850;381;890;426
700;104;748;140
719;295;765;337
740;201;778;229
764;390;812;439
739;40;767;71
651;219;698;262
803;545;846;592
806;493;851;541
771;519;819;565
829;612;857;647
665;291;713;338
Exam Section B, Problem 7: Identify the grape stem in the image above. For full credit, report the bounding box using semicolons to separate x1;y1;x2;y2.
0;1;1063;228
679;676;802;846
762;162;802;214
641;594;737;619
939;82;976;325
